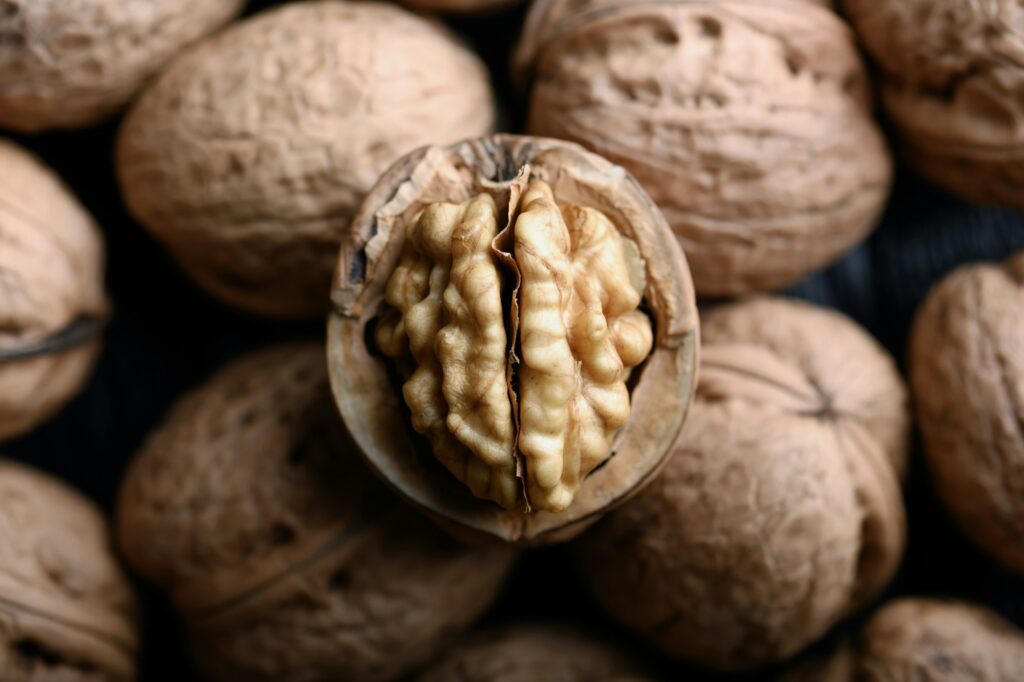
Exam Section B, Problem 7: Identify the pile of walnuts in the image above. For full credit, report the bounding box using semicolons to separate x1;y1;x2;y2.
1;0;1023;680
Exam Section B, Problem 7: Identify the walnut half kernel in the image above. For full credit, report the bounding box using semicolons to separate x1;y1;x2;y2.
375;179;653;512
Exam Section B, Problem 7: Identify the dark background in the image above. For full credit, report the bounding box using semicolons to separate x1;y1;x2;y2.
4;1;1024;679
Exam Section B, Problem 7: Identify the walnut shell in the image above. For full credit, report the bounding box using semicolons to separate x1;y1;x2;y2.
415;625;654;682
0;460;138;682
517;0;892;297
909;252;1024;575
842;0;1024;207
116;344;516;682
116;1;496;318
0;139;107;442
329;134;698;544
575;297;908;671
398;0;519;14
0;0;244;132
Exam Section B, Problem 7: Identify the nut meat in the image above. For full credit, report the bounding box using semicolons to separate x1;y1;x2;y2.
330;135;698;544
0;460;138;682
116;344;515;682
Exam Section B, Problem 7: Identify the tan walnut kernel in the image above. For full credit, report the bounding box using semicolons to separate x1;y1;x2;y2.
329;135;698;544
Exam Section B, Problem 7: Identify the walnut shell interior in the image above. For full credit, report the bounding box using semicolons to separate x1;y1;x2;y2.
328;134;698;544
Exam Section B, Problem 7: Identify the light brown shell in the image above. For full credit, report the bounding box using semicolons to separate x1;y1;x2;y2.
116;343;515;682
0;0;244;132
575;297;908;671
858;599;1024;681
0;139;106;442
415;625;654;682
0;460;138;682
398;0;519;15
909;252;1024;575
842;0;1024;207
518;0;891;297
116;0;496;318
328;134;699;545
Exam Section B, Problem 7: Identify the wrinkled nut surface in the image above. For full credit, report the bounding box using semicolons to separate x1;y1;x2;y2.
517;0;891;297
858;599;1024;681
116;344;515;682
117;1;495;318
910;252;1024;575
842;0;1024;207
329;134;698;544
0;460;138;682
0;0;244;132
575;297;908;671
0;139;107;442
415;625;654;682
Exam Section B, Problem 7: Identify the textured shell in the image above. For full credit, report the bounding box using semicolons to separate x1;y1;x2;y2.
117;344;515;682
329;134;698;544
858;599;1024;681
0;0;244;132
0;139;106;441
116;0;495;318
399;0;519;14
842;0;1024;207
415;625;653;682
909;252;1024;575
0;460;137;682
520;0;891;296
575;297;907;670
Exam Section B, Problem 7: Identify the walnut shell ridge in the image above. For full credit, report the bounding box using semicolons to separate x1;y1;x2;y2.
117;0;496;318
575;297;908;671
518;0;892;297
0;139;107;442
0;0;244;132
842;0;1024;207
329;134;699;545
116;344;516;682
910;252;1024;575
0;459;138;682
415;624;654;682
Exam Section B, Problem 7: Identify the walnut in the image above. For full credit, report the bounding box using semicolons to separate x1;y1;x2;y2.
116;344;516;682
415;625;654;682
842;0;1024;207
116;1;495;318
398;0;518;14
909;251;1024;575
329;134;698;543
0;460;138;682
574;297;909;671
0;139;107;442
516;0;891;297
0;0;244;132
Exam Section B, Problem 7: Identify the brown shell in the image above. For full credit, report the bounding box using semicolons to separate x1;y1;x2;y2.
116;0;495;318
116;344;516;682
0;460;138;682
842;0;1024;207
0;0;244;132
0;139;106;442
415;625;654;682
858;599;1024;681
575;297;908;671
909;252;1024;575
517;0;891;297
328;134;698;545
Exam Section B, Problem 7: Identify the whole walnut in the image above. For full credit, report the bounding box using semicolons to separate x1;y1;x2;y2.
0;459;138;682
329;134;698;544
0;0;244;132
575;297;909;671
0;139;107;442
516;0;892;297
116;343;516;682
415;625;654;682
117;1;495;318
909;251;1024;575
842;0;1024;207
